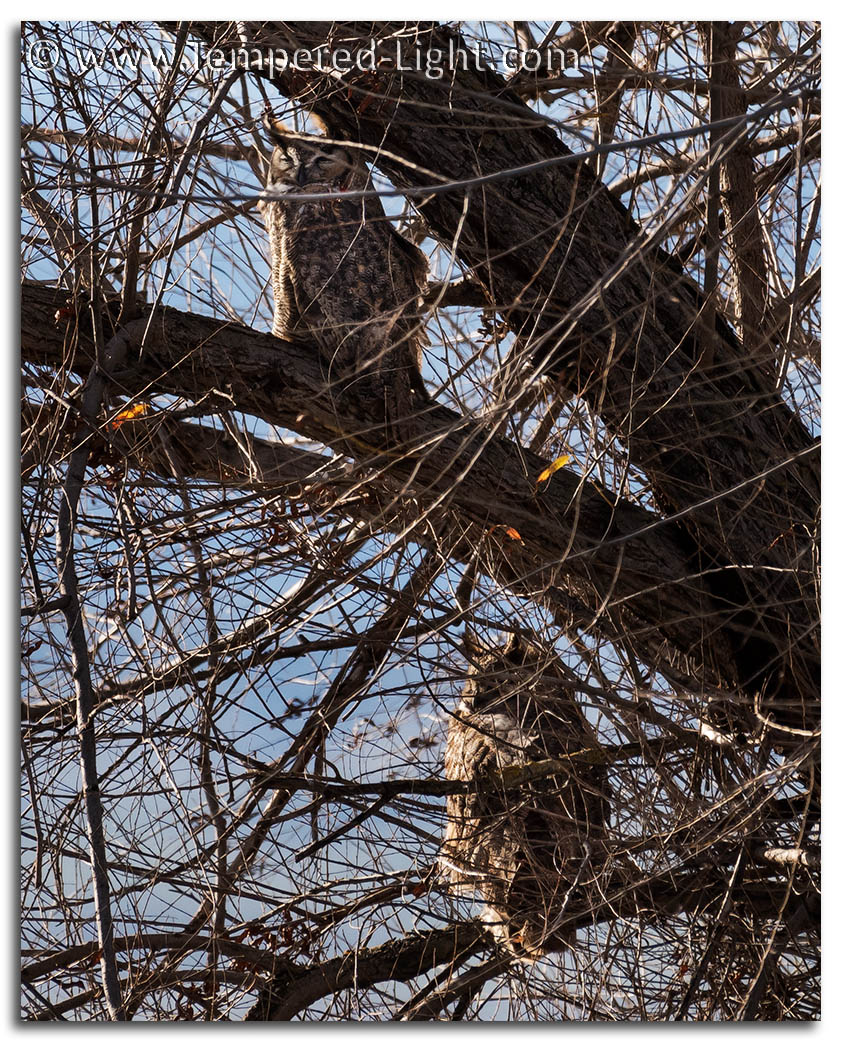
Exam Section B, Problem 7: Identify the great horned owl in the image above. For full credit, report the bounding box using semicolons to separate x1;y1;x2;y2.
441;632;610;960
258;111;429;445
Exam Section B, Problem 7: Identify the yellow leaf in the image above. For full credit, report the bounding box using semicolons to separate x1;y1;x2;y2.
536;454;571;488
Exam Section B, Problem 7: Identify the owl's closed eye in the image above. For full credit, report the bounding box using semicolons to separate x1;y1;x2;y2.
263;115;358;191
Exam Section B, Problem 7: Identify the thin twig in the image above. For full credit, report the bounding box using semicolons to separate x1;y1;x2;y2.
55;317;146;1020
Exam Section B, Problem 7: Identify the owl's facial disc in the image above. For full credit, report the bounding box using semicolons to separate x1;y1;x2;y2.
268;141;357;193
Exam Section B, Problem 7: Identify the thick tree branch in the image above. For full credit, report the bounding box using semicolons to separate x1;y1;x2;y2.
244;923;488;1020
23;280;745;695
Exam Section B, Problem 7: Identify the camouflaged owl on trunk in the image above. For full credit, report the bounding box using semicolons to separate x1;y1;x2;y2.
258;109;429;447
441;630;611;960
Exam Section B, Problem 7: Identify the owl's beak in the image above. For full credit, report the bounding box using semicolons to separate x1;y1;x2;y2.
295;165;309;187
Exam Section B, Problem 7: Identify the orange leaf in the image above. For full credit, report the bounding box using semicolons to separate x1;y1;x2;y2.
80;947;103;969
109;403;148;430
536;454;571;488
488;525;522;542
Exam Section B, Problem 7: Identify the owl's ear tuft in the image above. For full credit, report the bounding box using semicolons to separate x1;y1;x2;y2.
262;105;292;146
503;632;528;666
462;628;485;664
308;110;330;136
307;110;355;146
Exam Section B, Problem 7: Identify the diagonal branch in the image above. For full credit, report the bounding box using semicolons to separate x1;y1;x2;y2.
244;923;488;1020
22;280;747;696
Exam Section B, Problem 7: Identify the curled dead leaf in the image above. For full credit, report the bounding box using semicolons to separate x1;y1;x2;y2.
536;454;571;489
108;402;148;430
